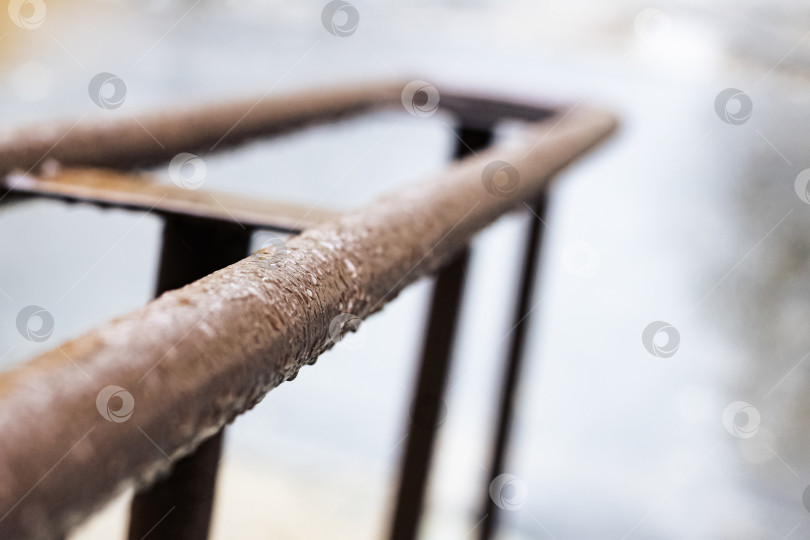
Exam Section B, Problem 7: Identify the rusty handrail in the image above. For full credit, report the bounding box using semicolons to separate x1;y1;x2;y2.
0;82;557;179
0;81;406;175
0;106;616;538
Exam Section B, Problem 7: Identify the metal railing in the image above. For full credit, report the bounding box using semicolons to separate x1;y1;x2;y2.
0;81;616;539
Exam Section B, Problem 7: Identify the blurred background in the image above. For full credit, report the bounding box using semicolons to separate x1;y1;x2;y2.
2;0;810;538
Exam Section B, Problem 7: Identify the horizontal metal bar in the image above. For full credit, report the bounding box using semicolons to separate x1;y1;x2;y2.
0;106;616;539
0;81;406;175
1;167;338;232
0;83;557;178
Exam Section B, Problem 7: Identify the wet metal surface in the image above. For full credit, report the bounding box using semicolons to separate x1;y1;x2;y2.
0;82;405;175
2;167;338;232
0;109;615;538
3;1;810;539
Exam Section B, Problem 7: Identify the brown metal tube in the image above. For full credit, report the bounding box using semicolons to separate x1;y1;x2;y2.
0;81;405;175
0;107;616;539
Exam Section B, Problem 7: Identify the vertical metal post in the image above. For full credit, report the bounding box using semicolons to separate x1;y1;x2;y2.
477;195;548;540
127;217;253;540
388;126;494;540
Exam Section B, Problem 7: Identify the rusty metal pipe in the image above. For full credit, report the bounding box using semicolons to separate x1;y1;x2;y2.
0;107;616;539
0;81;405;175
0;83;557;178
